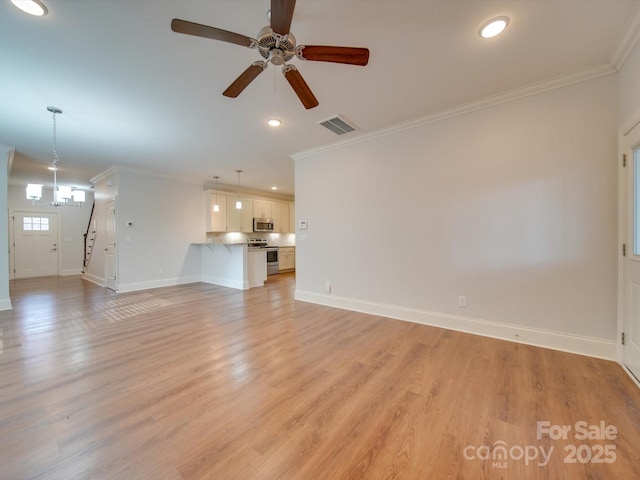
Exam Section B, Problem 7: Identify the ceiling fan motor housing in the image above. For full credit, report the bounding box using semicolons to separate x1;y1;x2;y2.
256;25;296;63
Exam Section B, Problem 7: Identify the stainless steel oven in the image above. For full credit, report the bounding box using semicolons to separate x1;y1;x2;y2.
265;247;279;275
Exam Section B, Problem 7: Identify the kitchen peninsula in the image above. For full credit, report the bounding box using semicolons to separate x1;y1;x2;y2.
198;242;267;290
197;190;295;289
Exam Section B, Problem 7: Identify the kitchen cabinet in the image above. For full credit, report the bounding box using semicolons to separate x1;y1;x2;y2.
254;200;292;233
282;203;290;233
278;246;295;271
205;191;228;232
271;202;281;232
265;201;291;233
248;249;267;287
289;202;295;233
227;197;254;232
274;202;290;233
205;191;294;234
253;200;273;219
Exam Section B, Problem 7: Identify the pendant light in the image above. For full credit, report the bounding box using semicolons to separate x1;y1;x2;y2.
235;169;243;209
212;176;220;212
26;106;85;207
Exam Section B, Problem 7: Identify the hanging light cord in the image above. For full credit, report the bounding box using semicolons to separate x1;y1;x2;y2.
51;109;59;167
51;109;59;197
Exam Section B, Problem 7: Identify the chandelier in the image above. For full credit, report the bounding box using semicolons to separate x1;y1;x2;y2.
26;106;85;206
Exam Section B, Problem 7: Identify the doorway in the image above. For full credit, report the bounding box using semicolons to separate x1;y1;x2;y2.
12;211;59;278
105;198;117;291
623;120;640;382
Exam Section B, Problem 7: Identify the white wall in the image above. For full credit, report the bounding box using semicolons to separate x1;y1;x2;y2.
112;168;204;292
7;185;94;275
294;74;619;359
618;36;640;126
0;146;12;310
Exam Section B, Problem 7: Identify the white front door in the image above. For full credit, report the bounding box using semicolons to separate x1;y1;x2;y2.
624;121;640;381
105;199;117;291
13;211;59;278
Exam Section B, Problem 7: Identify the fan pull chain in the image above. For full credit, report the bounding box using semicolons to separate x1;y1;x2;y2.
273;65;277;92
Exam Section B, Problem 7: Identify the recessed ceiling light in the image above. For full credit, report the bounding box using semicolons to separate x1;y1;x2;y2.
271;186;278;190
479;16;509;39
267;118;281;127
10;0;48;16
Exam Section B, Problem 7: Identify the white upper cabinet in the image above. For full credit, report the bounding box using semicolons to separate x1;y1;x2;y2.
253;200;273;219
277;203;290;233
289;202;295;233
271;202;282;232
227;196;254;233
205;191;227;232
206;191;293;234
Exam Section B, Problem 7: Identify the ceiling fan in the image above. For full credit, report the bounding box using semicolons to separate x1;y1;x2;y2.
171;0;369;109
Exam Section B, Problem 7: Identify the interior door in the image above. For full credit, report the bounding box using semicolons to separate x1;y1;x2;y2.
105;198;117;291
13;211;59;278
624;121;640;381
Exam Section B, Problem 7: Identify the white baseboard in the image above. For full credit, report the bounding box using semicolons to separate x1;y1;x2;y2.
82;273;106;287
623;366;640;389
61;268;83;276
117;275;202;293
295;290;617;361
201;274;249;290
0;297;12;311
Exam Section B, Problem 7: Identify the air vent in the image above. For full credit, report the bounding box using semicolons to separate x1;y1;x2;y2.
318;114;358;135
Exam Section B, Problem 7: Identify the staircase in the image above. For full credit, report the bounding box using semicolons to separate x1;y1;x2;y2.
83;202;96;273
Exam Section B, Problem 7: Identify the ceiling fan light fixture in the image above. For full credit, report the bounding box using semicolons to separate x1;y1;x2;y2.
270;49;286;65
10;0;48;16
479;16;509;38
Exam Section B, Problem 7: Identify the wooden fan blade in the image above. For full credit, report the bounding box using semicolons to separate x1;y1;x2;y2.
171;19;254;47
270;0;296;36
223;63;266;98
297;45;369;66
283;67;318;109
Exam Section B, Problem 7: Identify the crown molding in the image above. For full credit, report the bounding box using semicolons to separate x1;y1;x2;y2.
90;165;202;187
292;64;616;161
609;2;640;71
0;146;15;174
204;184;294;202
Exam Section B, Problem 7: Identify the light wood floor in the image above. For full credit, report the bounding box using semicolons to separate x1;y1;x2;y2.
1;274;640;479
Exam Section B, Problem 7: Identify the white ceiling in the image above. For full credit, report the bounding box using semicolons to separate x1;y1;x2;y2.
1;0;639;197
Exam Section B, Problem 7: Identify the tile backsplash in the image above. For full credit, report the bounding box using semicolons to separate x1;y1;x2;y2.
206;232;295;247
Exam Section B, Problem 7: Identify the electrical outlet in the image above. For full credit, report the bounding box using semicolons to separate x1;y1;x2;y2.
458;296;467;308
325;281;332;294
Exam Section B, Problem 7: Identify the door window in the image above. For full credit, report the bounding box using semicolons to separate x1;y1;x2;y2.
23;216;50;231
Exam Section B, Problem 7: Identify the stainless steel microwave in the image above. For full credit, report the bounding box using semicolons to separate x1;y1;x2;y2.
253;218;274;232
